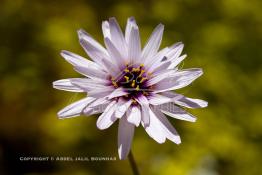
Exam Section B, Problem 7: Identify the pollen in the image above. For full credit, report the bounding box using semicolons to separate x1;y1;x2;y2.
135;85;140;91
131;98;137;104
124;76;129;82
112;81;118;87
139;70;145;77
131;80;136;87
140;77;147;83
132;67;140;72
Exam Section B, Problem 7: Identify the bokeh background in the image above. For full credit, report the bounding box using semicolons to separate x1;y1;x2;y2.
1;0;262;174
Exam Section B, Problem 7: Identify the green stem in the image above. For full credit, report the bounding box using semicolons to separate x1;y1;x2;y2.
128;150;140;175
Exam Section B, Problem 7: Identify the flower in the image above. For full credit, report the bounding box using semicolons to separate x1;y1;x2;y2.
53;17;208;160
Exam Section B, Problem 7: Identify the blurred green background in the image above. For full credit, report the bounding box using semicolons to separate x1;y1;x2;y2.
1;0;262;174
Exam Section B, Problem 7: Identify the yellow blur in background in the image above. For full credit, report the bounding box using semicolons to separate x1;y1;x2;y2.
0;0;262;174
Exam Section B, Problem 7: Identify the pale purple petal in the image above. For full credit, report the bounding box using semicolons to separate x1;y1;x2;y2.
153;108;181;144
77;29;110;69
58;97;96;119
74;66;109;80
147;70;176;86
154;68;203;93
60;50;101;70
147;42;184;72
107;87;129;99
168;54;187;69
125;17;136;43
88;98;110;108
96;101;118;130
115;98;132;118
148;94;172;105
101;58;121;77
162;91;208;108
102;21;111;39
70;78;108;92
104;37;125;68
158;102;196;122
118;115;135;160
166;42;184;61
127;105;141;127
142;107;166;143
127;23;141;64
136;95;150;127
88;87;114;98
144;47;170;70
108;17;127;57
150;61;172;75
142;24;164;61
53;79;85;92
84;102;109;115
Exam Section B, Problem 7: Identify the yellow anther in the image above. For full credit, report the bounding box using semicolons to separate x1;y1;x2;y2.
140;77;147;83
135;85;140;91
131;99;137;104
132;67;140;72
143;91;149;96
112;81;118;87
124;68;129;73
140;64;144;67
111;77;115;81
131;80;136;87
147;72;152;76
139;69;145;77
124;76;129;82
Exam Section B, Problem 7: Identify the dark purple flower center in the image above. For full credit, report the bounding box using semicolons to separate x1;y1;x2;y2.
111;64;152;102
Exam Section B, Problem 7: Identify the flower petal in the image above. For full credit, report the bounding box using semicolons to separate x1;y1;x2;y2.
148;94;172;105
88;87;114;98
96;101;118;130
88;98;110;108
127;22;141;64
147;70;176;86
153;108;181;144
162;91;208;108
102;21;111;39
127;105;141;127
118;115;135;160
84;102;109;115
154;68;203;93
58;97;96;119
146;42;183;71
144;47;169;67
142;107;166;143
100;58;121;77
107;87;129;99
108;17;127;57
168;54;187;69
74;66;109;80
125;17;136;43
142;24;164;61
70;78;108;92
53;79;85;92
104;37;125;68
158;103;196;122
78;29;110;65
166;42;184;61
115;98;132;118
136;95;150;127
60;50;101;70
150;60;172;75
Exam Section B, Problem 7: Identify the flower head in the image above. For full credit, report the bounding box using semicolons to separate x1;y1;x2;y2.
53;17;208;160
